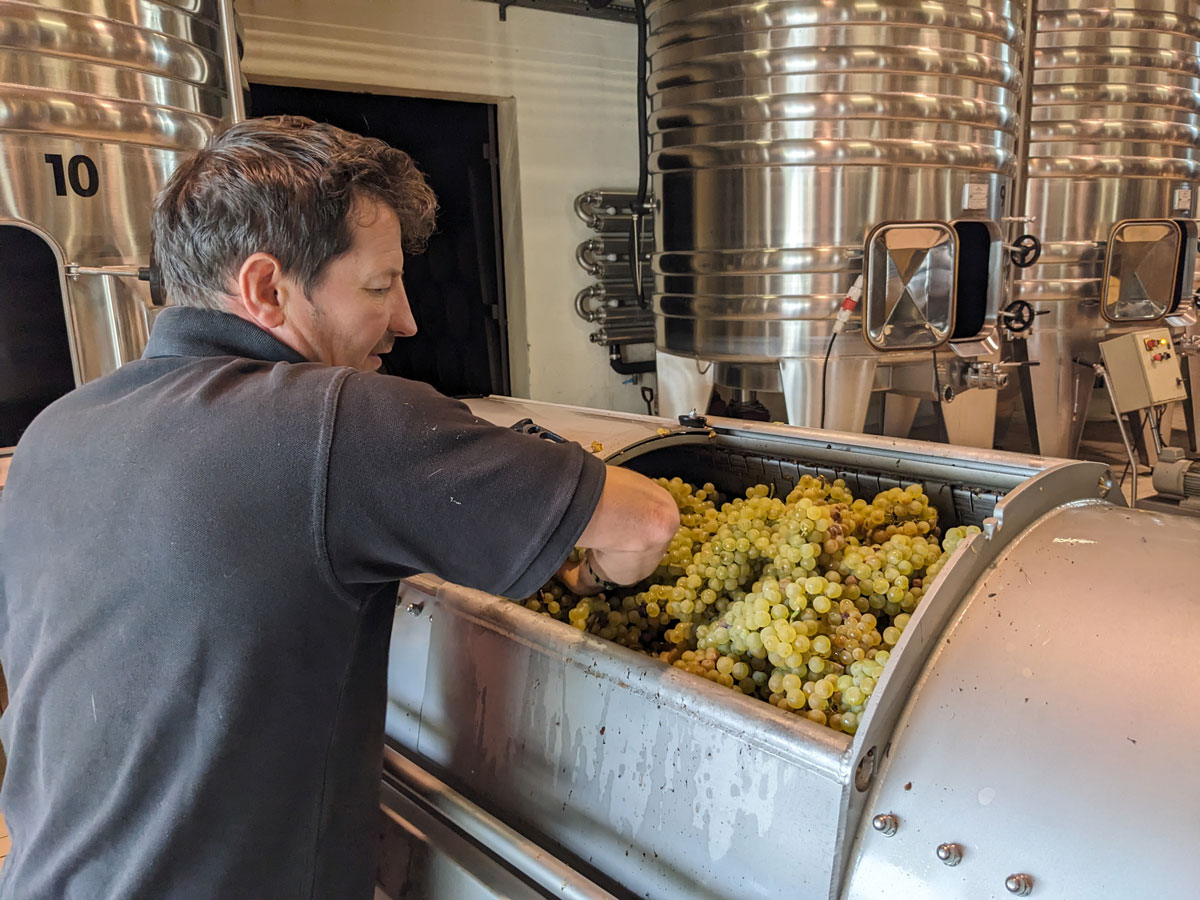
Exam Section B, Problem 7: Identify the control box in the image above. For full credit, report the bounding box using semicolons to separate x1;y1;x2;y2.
1099;328;1188;413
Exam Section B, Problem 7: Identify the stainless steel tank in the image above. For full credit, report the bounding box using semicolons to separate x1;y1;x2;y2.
375;398;1200;899
646;0;1026;443
0;0;241;445
1015;0;1200;458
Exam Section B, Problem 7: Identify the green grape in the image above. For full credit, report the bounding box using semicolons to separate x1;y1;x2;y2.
515;473;976;735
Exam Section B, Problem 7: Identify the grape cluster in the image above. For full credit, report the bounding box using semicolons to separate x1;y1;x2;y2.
521;475;979;735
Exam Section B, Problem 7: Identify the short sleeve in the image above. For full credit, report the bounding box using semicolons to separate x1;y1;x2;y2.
324;373;606;598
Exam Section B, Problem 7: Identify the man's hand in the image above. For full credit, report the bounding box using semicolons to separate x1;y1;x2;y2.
555;553;604;596
558;467;679;596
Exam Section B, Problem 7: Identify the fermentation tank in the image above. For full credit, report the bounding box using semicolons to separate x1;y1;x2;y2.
646;0;1026;446
376;397;1200;899
0;0;242;446
1015;1;1200;458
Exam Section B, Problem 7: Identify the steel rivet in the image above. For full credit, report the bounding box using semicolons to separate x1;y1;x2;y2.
936;843;963;866
1005;873;1034;895
871;813;898;836
407;601;425;616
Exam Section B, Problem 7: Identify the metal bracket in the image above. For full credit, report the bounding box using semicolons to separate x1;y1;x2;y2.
509;417;568;443
65;262;163;306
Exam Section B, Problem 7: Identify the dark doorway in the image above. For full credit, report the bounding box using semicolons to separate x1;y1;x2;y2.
248;83;509;396
0;226;76;447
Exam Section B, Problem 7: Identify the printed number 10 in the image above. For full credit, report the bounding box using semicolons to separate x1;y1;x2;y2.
44;153;99;198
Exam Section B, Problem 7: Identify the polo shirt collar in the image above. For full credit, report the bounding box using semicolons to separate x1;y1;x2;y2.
143;306;308;364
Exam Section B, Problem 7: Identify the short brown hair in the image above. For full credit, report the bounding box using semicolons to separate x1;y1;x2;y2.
153;115;438;310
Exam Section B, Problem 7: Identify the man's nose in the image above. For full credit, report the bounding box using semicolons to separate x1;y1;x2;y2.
390;283;417;337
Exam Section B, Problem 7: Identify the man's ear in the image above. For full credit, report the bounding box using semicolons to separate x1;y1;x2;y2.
234;253;288;329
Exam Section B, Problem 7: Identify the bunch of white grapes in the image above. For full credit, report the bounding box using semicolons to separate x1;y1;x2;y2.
522;474;979;735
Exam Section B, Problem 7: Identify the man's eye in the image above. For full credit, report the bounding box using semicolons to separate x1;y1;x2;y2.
368;287;390;295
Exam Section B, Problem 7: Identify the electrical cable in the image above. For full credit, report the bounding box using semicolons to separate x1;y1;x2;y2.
820;276;865;431
819;332;837;430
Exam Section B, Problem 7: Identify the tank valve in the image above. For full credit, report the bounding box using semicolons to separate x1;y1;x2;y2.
962;361;1010;391
944;359;1009;393
1005;873;1035;895
1000;299;1048;334
936;843;963;866
871;813;899;836
1007;233;1042;268
678;409;708;428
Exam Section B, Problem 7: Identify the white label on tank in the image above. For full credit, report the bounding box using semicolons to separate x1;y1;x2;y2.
963;183;989;210
1175;186;1193;211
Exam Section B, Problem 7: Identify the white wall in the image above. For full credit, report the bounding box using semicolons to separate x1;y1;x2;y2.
238;0;652;413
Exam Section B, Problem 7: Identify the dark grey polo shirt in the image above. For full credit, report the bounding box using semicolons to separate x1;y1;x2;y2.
0;307;605;899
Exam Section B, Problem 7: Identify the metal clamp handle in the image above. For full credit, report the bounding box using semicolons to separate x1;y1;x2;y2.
509;417;568;443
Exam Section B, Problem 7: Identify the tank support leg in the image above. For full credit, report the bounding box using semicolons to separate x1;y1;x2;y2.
1022;332;1096;458
780;356;876;432
881;395;920;439
941;390;999;449
655;350;714;420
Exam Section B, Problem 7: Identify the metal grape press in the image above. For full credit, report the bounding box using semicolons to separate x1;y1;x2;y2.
377;396;1200;900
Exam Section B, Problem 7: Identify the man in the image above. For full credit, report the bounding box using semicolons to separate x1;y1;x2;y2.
0;116;678;899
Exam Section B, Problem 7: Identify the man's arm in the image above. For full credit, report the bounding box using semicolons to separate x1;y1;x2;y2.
557;466;679;595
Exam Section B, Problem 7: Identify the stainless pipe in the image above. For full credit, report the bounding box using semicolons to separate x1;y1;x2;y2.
586;212;641;235
574;190;640;223
98;270;124;367
575;284;607;322
590;325;655;346
575;238;605;276
218;0;245;123
595;308;654;326
66;265;143;279
1098;363;1139;509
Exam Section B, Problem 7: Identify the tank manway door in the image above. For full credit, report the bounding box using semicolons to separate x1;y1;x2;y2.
949;219;1004;353
0;226;77;448
863;221;957;352
1101;219;1198;324
863;219;1009;356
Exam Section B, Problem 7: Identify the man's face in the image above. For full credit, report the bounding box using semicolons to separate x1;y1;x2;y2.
293;199;417;372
